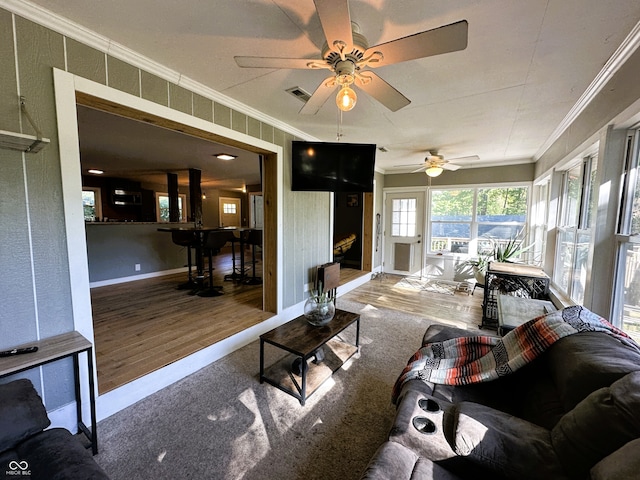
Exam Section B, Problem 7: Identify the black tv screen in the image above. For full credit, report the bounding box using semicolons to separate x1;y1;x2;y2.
291;141;376;192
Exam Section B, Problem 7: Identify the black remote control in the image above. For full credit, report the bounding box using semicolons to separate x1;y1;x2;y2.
0;346;38;357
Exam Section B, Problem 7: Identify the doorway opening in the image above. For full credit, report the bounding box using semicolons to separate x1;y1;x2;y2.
62;82;280;395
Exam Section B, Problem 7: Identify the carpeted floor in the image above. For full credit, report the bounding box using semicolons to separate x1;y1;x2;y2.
94;299;438;480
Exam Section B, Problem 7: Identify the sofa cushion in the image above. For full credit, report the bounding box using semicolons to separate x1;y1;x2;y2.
551;372;640;480
590;438;640;480
17;428;109;480
454;401;567;480
0;379;50;453
545;332;640;411
360;441;464;480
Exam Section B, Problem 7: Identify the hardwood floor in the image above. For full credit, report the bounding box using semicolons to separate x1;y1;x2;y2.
341;274;484;330
91;256;483;394
91;249;271;393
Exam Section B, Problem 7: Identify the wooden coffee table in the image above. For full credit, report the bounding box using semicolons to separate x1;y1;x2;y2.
259;309;360;405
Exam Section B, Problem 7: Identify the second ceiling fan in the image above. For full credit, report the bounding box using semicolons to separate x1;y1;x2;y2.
234;0;468;114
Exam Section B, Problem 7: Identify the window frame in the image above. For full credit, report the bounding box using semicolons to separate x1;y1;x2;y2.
612;128;640;336
427;183;530;258
553;155;597;303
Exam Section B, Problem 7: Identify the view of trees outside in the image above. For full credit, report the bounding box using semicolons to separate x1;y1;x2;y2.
82;190;97;221
430;186;528;254
158;195;183;222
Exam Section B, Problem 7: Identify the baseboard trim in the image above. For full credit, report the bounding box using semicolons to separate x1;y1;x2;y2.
90;267;188;288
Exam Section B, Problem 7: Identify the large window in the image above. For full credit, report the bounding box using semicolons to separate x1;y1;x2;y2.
614;130;640;342
429;185;528;257
554;156;597;303
156;193;187;222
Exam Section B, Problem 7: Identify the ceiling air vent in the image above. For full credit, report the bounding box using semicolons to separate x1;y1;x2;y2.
286;86;312;103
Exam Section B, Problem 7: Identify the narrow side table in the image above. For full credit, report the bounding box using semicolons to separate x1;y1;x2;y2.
0;331;98;454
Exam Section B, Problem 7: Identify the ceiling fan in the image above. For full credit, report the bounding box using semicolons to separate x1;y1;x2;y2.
234;0;468;114
396;152;479;177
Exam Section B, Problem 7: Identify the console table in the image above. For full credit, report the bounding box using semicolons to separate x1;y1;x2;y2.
0;332;98;454
481;262;550;330
259;309;360;405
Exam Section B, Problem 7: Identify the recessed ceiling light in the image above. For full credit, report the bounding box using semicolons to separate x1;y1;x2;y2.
214;154;237;161
87;169;104;175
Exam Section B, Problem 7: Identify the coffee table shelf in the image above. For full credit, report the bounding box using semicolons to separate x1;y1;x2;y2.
259;309;360;405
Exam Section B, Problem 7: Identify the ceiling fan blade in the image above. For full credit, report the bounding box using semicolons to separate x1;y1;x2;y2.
410;165;427;173
234;56;324;69
356;71;410;112
447;155;479;163
363;20;468;68
313;0;353;55
442;163;461;171
299;77;336;115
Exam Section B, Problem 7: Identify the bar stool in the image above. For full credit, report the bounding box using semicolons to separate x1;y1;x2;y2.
171;230;198;289
243;229;262;285
198;230;236;297
224;230;251;282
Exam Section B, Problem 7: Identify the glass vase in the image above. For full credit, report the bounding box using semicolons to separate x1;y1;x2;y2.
303;297;335;326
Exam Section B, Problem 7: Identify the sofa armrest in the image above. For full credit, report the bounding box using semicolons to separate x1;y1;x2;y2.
0;379;50;453
17;428;109;480
360;441;464;480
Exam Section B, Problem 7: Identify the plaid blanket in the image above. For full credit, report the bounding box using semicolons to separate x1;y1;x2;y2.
391;305;639;404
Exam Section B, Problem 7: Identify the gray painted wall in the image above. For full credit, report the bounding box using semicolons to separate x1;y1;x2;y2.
384;163;535;188
85;224;187;282
0;7;331;411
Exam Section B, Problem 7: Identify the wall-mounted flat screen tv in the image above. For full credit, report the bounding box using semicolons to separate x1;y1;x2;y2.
291;141;376;192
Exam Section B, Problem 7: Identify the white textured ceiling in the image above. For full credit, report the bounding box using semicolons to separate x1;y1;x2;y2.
26;0;640;176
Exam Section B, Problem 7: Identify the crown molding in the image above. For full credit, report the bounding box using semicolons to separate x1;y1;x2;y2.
1;0;317;141
535;19;640;160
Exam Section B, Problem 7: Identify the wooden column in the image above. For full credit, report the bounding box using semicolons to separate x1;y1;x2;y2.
167;173;179;222
189;168;202;226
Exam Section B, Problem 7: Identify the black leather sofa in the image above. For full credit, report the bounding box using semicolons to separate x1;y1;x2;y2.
0;379;109;480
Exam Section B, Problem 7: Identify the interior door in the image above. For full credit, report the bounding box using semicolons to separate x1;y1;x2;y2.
383;192;425;275
249;193;264;229
219;197;241;227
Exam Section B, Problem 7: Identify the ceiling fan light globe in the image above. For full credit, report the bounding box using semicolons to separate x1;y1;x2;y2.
336;86;357;111
425;166;443;177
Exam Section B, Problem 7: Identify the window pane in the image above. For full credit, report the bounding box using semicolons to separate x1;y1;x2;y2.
431;190;473;221
82;190;96;221
158;195;184;222
570;232;591;304
562;165;582;227
430;223;470;252
620;243;640;343
477;187;528;222
554;228;576;292
632;167;640;236
391;198;417;238
585;158;598;229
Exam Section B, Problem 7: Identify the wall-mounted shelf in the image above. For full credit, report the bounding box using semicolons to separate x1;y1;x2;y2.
0;96;51;154
0;129;50;153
